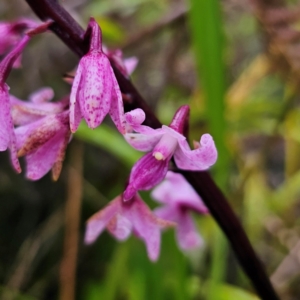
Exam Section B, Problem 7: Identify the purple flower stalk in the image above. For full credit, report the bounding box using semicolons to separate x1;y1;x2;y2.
85;194;174;261
152;171;208;250
70;18;125;133
123;105;218;200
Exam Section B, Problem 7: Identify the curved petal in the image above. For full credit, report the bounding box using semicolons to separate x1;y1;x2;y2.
124;109;160;135
123;153;169;201
85;196;121;244
174;134;217;171
125;108;145;130
109;70;125;133
69;61;83;132
79;53;112;129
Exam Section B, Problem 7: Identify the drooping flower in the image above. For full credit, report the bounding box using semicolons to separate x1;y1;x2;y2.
15;110;71;180
152;171;208;250
70;18;125;133
123;105;218;200
85;193;174;261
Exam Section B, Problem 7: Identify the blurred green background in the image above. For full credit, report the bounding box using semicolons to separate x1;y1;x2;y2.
1;0;300;299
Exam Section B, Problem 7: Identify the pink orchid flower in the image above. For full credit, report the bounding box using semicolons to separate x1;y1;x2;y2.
70;18;125;133
85;194;174;261
123;105;218;200
152;171;208;250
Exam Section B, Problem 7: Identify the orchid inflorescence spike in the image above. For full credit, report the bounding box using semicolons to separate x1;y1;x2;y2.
0;16;217;260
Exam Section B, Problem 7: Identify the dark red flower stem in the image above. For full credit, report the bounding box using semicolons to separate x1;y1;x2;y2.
23;1;280;299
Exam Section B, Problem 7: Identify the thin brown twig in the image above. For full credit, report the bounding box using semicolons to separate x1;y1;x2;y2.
121;6;187;50
59;141;84;300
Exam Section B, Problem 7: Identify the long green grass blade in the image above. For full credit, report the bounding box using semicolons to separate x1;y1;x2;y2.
189;1;229;299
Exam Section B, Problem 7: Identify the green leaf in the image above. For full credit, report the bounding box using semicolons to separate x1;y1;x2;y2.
75;122;141;168
189;2;229;299
189;0;229;187
205;283;260;300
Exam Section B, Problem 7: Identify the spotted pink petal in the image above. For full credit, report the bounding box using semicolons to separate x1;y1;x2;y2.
123;153;169;201
174;134;217;170
70;61;84;132
25;130;66;180
109;72;126;134
78;53;112;129
15;114;62;157
0;85;21;172
15;112;70;180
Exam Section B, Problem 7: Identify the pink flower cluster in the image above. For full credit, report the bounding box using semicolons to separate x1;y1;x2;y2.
0;17;218;260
